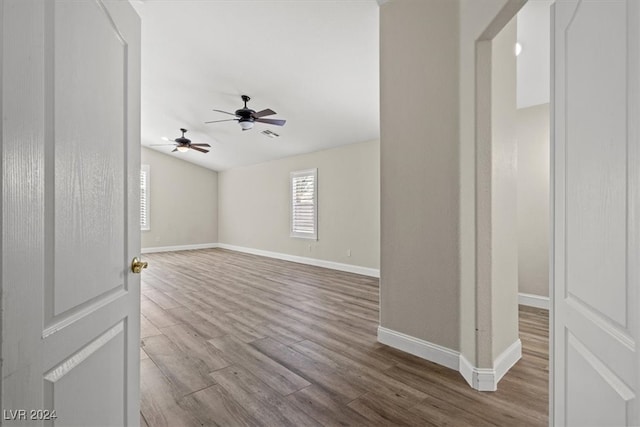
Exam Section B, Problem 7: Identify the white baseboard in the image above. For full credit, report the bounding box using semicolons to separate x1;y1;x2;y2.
458;355;475;388
494;339;522;383
378;326;521;392
141;243;219;254
377;326;460;370
459;339;522;391
217;243;380;278
518;292;550;310
459;356;496;391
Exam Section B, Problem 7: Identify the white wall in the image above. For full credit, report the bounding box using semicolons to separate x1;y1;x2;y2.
517;103;550;297
218;140;380;270
490;18;520;362
141;147;218;249
516;0;553;109
459;0;517;369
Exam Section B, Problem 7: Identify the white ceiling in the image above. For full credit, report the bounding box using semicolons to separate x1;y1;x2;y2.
132;0;380;171
516;0;553;109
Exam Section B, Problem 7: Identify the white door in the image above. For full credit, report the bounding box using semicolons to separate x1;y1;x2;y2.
552;0;639;425
2;0;141;425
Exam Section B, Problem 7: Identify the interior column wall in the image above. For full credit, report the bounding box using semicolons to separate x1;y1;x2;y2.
380;0;527;390
379;0;460;350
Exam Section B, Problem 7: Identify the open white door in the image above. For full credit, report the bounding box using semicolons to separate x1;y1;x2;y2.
1;0;141;425
552;0;639;425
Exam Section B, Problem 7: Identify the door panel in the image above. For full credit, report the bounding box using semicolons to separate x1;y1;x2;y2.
1;0;141;425
44;322;126;427
553;0;639;425
566;332;632;426
564;0;628;327
52;0;127;317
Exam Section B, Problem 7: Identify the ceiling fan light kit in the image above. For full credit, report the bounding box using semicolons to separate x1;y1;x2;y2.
205;94;286;131
239;120;254;130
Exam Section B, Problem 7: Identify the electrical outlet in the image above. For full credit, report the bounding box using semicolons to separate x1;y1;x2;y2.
155;236;161;242
308;244;312;252
347;249;351;257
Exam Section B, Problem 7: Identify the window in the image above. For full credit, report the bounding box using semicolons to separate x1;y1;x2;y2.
140;164;150;231
290;168;317;240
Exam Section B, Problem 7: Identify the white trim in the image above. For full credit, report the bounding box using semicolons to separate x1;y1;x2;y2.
459;355;475;388
217;243;380;278
141;243;218;254
459;339;522;391
518;292;550;310
377;326;460;370
494;338;522;383
459;356;501;391
378;326;521;392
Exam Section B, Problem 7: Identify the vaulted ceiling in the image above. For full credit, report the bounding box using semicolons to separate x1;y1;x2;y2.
132;0;380;171
132;0;550;171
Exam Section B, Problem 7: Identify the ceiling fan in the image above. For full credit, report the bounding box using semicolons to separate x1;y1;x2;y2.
151;128;211;153
205;95;286;131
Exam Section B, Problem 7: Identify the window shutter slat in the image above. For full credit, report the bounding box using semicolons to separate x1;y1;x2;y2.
140;164;150;231
290;168;317;240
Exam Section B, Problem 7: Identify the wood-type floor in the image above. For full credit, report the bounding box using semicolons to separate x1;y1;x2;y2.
139;248;549;426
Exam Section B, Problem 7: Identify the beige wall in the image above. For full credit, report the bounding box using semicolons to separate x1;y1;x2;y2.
517;103;550;297
381;0;524;370
490;18;519;361
380;0;460;350
141;147;218;248
218;140;380;270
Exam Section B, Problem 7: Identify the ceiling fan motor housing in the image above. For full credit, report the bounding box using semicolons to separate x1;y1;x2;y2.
176;128;191;145
236;95;255;124
235;109;255;120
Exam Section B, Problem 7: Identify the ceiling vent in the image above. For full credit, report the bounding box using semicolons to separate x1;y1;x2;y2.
261;129;280;139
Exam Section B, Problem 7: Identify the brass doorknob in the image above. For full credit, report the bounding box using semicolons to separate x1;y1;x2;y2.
131;257;148;274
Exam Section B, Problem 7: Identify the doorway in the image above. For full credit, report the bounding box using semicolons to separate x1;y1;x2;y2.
473;0;551;394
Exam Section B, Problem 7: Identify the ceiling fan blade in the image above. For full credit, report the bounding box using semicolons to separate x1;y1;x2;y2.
252;108;276;118
171;148;178;152
190;143;211;147
189;145;209;153
212;109;239;117
149;143;177;146
255;118;286;126
205;118;238;124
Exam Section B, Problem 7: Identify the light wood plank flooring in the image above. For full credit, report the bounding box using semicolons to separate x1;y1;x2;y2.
140;248;549;426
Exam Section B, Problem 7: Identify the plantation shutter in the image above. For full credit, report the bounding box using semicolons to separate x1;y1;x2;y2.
290;168;317;239
140;164;150;231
